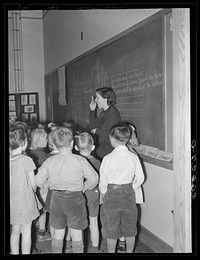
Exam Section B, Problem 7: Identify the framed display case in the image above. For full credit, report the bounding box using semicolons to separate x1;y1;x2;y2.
9;92;39;123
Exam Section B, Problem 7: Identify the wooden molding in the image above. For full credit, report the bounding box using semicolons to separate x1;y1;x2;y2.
138;225;173;253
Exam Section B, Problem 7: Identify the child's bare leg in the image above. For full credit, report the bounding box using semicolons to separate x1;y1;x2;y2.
38;209;51;241
21;221;32;254
89;216;99;252
10;225;21;254
50;225;55;239
38;210;46;232
66;227;71;241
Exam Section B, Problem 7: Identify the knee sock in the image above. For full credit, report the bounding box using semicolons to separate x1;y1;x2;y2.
39;228;46;236
119;236;125;242
91;246;99;253
72;240;84;253
126;236;135;253
119;240;126;248
51;238;63;253
65;240;73;253
65;240;72;250
107;238;117;253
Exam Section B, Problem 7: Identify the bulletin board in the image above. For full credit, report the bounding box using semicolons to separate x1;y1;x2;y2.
9;92;39;124
44;9;173;169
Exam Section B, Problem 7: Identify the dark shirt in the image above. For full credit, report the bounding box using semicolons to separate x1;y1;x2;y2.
87;154;101;172
90;105;121;159
28;148;49;170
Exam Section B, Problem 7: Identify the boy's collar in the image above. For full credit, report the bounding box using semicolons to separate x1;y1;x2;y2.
113;145;128;151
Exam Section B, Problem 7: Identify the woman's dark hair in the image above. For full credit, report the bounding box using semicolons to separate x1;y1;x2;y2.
96;87;116;106
109;123;131;144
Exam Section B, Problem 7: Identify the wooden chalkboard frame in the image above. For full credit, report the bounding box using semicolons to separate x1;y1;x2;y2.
44;9;173;170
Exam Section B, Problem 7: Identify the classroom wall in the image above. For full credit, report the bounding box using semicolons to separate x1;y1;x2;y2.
140;163;173;246
43;9;162;74
8;10;46;121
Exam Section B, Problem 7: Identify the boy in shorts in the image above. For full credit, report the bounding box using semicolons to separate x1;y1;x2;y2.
99;123;145;253
35;127;99;253
75;132;103;253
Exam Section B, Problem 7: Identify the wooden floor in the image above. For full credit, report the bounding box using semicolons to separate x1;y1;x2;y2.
32;226;155;254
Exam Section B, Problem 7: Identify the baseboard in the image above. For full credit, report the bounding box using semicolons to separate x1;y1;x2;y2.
138;225;173;253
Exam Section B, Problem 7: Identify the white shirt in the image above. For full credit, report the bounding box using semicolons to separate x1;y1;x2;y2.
99;145;145;201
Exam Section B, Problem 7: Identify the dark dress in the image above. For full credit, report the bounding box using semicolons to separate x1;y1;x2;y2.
90;105;121;160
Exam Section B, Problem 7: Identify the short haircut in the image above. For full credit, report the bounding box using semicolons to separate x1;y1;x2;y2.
9;121;30;135
29;128;47;150
51;127;73;149
109;123;131;144
9;128;27;150
75;132;94;151
96;87;116;106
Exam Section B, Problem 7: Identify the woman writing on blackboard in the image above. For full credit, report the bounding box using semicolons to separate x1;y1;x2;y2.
89;87;121;160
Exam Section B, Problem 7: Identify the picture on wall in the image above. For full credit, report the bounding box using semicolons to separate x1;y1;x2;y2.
21;95;28;105
29;94;36;105
30;113;37;123
9;95;15;101
9;101;16;111
22;113;29;121
24;105;34;113
9;111;17;121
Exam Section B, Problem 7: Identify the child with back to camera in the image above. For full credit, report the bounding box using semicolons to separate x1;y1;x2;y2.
74;132;103;253
9;121;31;153
34;127;99;253
9;127;42;254
45;124;73;253
28;128;51;242
116;124;143;253
43;130;59;240
99;123;145;253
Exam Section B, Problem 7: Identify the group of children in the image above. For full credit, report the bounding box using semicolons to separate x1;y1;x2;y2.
9;119;145;254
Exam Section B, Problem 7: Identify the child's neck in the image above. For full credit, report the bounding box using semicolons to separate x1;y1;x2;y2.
58;147;72;155
79;150;91;158
112;143;126;148
103;103;109;111
11;147;22;156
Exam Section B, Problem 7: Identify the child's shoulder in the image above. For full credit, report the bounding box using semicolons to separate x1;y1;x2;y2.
11;153;35;165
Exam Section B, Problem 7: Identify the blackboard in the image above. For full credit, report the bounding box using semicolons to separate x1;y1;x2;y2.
66;14;164;149
45;9;173;168
66;50;102;128
101;18;164;150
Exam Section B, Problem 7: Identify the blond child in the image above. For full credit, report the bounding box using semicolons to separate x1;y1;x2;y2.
9;127;42;254
28;128;51;241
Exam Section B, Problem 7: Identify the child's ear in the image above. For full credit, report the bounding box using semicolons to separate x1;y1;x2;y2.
70;140;74;149
91;145;95;151
74;145;79;151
